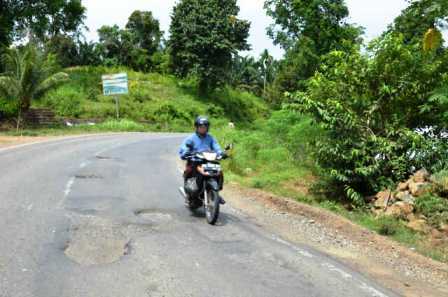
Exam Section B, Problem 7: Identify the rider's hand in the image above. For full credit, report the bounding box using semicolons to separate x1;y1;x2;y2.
182;151;194;160
181;153;191;160
220;152;229;160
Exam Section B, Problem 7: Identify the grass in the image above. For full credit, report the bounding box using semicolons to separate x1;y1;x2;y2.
1;119;154;136
32;66;267;132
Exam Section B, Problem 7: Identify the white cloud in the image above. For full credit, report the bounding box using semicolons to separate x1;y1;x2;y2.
82;0;410;60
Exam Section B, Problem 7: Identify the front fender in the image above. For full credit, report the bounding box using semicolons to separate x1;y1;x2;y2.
206;178;220;192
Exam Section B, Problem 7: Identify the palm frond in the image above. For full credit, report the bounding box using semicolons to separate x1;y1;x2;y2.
34;72;69;99
0;44;70;112
0;76;19;99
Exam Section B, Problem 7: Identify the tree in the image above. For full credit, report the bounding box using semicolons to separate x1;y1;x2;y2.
1;1;85;71
390;0;448;45
168;0;251;92
126;10;162;57
76;40;102;66
290;33;448;203
259;49;276;93
45;34;79;67
230;55;263;94
264;0;363;100
264;0;362;52
0;45;69;130
0;0;14;47
229;50;277;96
1;0;86;43
96;25;125;67
45;35;102;67
95;11;163;71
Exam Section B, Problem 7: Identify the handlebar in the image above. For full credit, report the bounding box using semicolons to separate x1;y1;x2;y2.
182;152;228;161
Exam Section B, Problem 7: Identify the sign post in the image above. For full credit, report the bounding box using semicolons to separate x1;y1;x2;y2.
102;73;129;119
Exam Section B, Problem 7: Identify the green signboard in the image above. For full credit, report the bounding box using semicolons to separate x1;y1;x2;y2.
102;73;128;118
102;73;128;96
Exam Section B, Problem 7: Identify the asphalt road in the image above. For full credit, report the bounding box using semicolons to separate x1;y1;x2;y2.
0;133;399;297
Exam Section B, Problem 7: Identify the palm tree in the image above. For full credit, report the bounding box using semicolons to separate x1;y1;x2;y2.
0;45;69;131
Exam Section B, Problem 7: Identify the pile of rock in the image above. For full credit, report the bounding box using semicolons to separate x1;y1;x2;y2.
371;169;441;234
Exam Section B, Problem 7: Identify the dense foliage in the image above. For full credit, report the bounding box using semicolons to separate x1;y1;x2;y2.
96;11;163;71
264;0;363;103
168;0;250;92
389;0;448;44
289;33;448;203
0;0;85;46
0;45;68;128
229;50;277;96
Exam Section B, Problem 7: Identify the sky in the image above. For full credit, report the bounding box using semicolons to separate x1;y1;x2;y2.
82;0;410;59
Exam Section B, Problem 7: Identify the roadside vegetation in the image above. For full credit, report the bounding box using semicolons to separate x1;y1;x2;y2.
1;0;448;263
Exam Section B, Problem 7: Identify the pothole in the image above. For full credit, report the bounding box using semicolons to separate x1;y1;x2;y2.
64;224;130;266
96;155;112;160
75;174;103;179
134;209;173;224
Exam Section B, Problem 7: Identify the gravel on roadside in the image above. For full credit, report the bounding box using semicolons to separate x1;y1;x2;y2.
223;183;448;297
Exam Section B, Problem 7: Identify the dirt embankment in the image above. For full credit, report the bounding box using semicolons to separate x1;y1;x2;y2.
223;183;448;297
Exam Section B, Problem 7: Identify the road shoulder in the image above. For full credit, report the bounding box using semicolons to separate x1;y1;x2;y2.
0;135;55;149
223;182;448;297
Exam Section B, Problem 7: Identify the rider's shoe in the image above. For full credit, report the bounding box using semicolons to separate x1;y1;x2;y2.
219;197;226;205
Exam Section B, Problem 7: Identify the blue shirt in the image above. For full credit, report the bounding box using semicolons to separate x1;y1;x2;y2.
179;133;223;159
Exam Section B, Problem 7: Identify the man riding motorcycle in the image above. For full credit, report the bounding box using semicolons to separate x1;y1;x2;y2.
179;116;226;206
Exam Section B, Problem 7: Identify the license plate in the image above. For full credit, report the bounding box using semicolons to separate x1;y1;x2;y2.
203;163;221;172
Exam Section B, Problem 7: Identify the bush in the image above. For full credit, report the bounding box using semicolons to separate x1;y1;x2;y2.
213;109;318;192
289;34;448;204
415;193;448;227
431;170;448;196
42;86;84;117
376;216;400;236
0;98;18;119
212;87;268;123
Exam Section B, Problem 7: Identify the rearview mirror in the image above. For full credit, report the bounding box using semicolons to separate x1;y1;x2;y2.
225;144;233;151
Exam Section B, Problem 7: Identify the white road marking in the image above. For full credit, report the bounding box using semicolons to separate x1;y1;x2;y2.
321;262;353;279
273;235;391;296
359;282;391;297
63;177;75;198
58;177;76;209
79;161;89;168
272;235;314;258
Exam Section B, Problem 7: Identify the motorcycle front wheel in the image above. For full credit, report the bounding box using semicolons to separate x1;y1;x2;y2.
205;189;220;225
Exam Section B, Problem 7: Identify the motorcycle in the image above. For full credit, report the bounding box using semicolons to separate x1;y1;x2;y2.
178;145;231;225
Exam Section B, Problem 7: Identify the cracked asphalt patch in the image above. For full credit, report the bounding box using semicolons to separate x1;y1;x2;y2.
134;209;173;224
63;218;131;266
